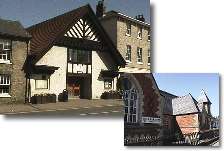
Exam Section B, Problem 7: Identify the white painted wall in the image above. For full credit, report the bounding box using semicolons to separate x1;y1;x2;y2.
91;51;117;99
30;46;67;100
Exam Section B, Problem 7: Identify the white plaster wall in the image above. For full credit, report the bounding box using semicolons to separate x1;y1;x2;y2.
91;51;117;99
30;46;67;99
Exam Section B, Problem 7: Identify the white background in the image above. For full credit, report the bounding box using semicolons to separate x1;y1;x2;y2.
0;0;223;150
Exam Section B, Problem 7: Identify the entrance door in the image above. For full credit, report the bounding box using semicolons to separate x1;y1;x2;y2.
67;77;82;99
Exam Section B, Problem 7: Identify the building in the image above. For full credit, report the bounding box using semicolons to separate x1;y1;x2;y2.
0;19;31;104
25;4;126;101
161;90;213;136
122;73;163;145
97;0;151;73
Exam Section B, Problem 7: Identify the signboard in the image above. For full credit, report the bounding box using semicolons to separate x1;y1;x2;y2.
142;117;161;124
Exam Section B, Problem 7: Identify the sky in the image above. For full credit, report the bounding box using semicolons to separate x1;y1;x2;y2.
0;0;150;28
153;73;220;117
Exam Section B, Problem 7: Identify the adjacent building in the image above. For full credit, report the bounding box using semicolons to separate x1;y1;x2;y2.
0;19;31;103
97;0;151;73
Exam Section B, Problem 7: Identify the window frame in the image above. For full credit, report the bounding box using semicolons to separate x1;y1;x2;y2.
137;26;143;39
35;75;49;90
125;45;132;63
104;79;113;90
137;47;143;64
0;39;12;64
68;49;91;64
126;22;131;36
0;74;11;97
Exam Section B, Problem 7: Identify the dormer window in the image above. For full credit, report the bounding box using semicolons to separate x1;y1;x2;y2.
126;23;131;36
0;39;11;64
137;26;142;39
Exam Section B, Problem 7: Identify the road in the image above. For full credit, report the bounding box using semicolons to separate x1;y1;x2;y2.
4;105;123;118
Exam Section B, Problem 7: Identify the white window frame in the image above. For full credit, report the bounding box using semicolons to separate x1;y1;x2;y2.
104;79;113;89
148;48;150;66
137;47;143;64
124;88;138;123
35;75;49;90
126;23;131;36
137;26;143;39
0;40;11;64
125;45;132;63
0;75;11;97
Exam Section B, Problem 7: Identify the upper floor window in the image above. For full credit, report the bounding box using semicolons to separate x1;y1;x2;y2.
0;40;11;63
125;45;131;62
68;49;91;64
137;47;143;63
137;26;143;39
148;49;150;65
126;23;131;36
0;75;10;97
148;30;150;41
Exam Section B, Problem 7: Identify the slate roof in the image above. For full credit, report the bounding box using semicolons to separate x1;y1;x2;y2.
197;90;212;104
26;4;126;66
0;18;31;40
159;90;177;115
172;94;200;115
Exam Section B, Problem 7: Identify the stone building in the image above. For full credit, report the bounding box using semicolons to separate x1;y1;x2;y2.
0;19;31;104
97;0;151;73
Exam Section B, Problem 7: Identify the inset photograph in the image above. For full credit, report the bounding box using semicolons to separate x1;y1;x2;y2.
0;0;150;116
123;73;219;146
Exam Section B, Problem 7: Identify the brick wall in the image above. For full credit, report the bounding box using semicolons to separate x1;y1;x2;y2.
176;114;200;134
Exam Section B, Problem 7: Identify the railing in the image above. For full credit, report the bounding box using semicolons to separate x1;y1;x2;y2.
124;129;219;146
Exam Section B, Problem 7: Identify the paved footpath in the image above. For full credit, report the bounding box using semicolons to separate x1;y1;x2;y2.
0;99;123;115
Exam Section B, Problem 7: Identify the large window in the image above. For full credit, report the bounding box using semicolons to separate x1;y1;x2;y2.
35;75;49;89
0;75;10;96
125;45;131;62
137;26;143;39
0;39;11;63
126;23;131;36
124;88;138;123
137;47;143;63
68;49;91;64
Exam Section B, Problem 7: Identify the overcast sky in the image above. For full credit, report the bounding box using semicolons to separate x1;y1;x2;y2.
0;0;150;27
154;73;220;117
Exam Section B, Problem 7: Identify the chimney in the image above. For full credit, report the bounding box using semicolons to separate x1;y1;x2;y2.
135;14;145;22
96;0;106;18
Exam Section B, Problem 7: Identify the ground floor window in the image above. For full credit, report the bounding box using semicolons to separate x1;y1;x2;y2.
0;75;10;96
35;75;49;89
104;79;113;89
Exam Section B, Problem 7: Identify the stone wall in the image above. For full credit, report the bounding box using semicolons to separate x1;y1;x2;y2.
0;40;27;104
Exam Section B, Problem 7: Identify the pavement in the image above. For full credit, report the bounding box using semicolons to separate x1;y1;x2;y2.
0;99;123;117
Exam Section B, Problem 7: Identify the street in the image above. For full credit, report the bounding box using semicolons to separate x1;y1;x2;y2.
4;104;123;118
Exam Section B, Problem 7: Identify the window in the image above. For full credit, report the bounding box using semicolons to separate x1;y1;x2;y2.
148;30;150;41
126;23;131;35
68;49;91;64
124;88;138;123
104;79;113;89
137;47;143;63
125;45;131;62
35;75;49;89
137;26;143;39
148;49;150;65
0;40;11;63
0;75;10;96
